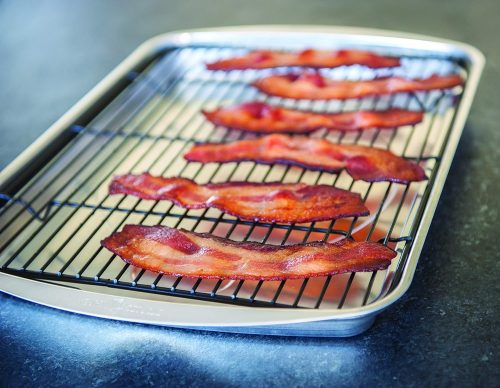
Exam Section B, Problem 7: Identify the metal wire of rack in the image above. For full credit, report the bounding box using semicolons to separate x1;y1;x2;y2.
0;44;465;310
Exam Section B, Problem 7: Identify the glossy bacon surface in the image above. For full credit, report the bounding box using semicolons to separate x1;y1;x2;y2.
109;174;369;223
101;225;397;280
184;134;426;183
203;102;423;133
206;49;400;70
253;73;464;100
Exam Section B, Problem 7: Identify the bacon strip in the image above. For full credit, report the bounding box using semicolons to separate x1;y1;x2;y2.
203;102;423;133
206;49;400;70
253;73;464;100
101;225;397;280
184;134;426;183
109;174;369;223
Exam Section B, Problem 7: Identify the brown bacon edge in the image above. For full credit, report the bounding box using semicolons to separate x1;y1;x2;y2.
109;174;370;223
184;134;427;184
101;225;397;280
252;73;464;100
206;49;401;71
202;102;424;134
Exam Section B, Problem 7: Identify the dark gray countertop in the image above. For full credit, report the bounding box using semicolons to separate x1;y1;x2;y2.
0;0;498;386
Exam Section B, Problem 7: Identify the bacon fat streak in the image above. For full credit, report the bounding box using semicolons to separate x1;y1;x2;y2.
206;49;400;70
203;102;423;134
253;73;464;100
184;134;427;183
102;225;397;280
109;174;369;223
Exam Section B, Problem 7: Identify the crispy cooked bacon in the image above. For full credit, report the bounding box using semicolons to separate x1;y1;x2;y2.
206;49;400;70
184;134;426;183
101;225;397;280
203;102;423;133
109;174;369;223
253;73;464;100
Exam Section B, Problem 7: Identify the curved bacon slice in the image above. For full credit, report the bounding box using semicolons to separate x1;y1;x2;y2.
253;73;464;100
101;225;397;280
109;174;369;223
203;102;423;133
184;134;426;183
206;49;400;70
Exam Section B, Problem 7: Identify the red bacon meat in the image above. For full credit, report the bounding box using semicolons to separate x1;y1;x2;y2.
206;49;400;70
101;225;397;280
203;102;423;133
253;72;464;100
184;134;426;183
109;174;369;223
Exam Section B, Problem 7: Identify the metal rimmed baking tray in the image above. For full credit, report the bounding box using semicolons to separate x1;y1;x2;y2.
0;26;484;337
